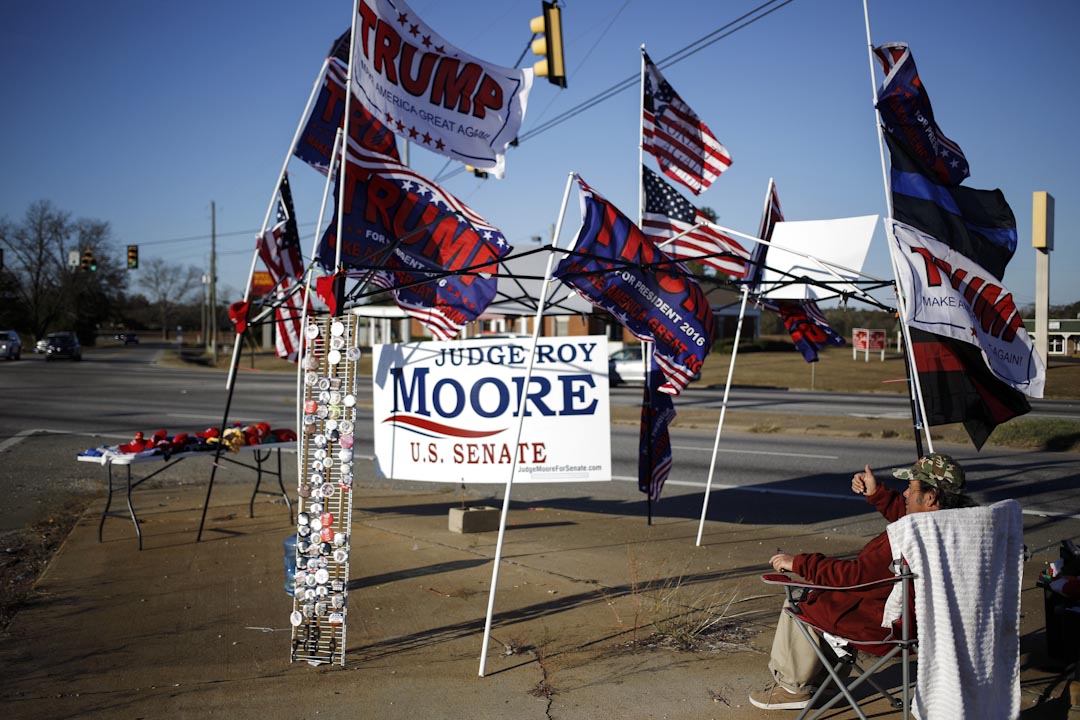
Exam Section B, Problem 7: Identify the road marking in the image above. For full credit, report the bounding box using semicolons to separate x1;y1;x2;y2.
612;475;863;501
0;428;135;453
0;429;39;454
670;445;839;460
610;476;1080;519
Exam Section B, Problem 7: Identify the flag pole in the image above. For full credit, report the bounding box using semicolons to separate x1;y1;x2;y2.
226;58;330;392
294;128;345;477
479;172;576;678
336;0;362;315
862;0;933;454
643;342;654;525
197;59;331;540
695;284;749;546
638;46;655;525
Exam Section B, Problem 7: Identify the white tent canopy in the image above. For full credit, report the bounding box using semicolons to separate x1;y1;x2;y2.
758;215;878;300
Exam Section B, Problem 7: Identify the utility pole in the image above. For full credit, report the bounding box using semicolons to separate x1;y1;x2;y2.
210;201;218;366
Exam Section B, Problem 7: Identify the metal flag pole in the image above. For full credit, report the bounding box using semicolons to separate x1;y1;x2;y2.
197;59;330;541
638;48;657;524
695;284;749;546
478;172;576;678
862;0;933;454
226;57;329;392
294;128;346;482
336;0;362;315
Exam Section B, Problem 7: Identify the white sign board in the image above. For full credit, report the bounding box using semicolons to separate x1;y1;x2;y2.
759;215;877;300
373;336;611;483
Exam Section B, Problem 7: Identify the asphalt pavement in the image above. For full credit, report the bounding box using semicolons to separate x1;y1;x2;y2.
0;431;1077;719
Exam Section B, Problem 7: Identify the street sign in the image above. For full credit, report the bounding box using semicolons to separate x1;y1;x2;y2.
68;250;79;268
251;271;274;296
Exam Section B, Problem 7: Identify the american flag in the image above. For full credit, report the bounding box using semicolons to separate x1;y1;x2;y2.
642;51;731;195
747;178;783;291
256;174;309;361
642;166;749;278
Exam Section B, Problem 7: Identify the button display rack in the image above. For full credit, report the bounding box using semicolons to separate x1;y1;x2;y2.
289;314;360;666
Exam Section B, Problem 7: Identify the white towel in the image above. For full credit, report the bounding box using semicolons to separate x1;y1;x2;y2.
884;499;1024;720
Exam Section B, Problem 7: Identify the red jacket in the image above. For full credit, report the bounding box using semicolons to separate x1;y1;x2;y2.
790;486;908;655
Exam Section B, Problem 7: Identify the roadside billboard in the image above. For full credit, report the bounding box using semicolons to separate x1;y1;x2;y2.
372;336;611;483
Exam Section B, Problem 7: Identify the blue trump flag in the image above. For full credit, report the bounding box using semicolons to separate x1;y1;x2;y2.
760;299;844;363
318;147;511;339
886;133;1017;282
639;352;675;501
874;43;969;187
553;176;716;395
294;57;399;174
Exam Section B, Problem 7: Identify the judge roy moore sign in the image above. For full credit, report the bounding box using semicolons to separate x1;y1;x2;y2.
373;337;611;483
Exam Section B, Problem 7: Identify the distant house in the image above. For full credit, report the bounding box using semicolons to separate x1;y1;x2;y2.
1023;318;1080;356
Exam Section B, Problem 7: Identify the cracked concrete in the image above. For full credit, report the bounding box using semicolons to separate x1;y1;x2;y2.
0;475;1074;719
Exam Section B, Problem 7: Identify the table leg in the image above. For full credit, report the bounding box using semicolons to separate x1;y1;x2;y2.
276;448;293;524
126;465;142;551
98;463;115;543
249;453;263;519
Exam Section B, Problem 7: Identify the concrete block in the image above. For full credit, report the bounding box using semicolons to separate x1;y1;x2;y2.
448;506;501;534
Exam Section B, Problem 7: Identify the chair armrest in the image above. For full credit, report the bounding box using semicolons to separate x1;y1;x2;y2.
761;573;906;593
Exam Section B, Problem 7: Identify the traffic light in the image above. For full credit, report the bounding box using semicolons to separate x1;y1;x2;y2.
464;165;489;179
127;244;139;269
530;1;566;88
80;248;96;272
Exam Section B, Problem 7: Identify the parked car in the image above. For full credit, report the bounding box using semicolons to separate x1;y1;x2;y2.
0;330;21;360
608;345;645;385
44;332;82;361
115;332;139;345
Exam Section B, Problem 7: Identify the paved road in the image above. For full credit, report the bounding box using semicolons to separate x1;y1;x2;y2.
3;343;1077;539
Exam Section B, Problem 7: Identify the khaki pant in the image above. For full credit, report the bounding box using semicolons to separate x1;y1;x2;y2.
768;601;849;695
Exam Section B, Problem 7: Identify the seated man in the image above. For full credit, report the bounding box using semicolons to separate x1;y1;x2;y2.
749;453;973;711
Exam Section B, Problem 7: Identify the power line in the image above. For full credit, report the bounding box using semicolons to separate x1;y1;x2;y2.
436;0;796;184
137;221;320;248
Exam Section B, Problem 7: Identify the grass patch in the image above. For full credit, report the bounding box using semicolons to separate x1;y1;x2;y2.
614;551;765;655
985;419;1080;452
695;345;1080;401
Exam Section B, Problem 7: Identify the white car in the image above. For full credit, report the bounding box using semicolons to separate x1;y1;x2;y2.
608;345;645;385
0;330;22;360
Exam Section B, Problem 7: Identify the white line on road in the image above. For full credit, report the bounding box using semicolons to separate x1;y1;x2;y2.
610;476;1080;520
670;445;839;460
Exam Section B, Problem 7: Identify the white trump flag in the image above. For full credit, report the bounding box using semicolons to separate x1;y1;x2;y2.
349;0;533;178
889;220;1044;398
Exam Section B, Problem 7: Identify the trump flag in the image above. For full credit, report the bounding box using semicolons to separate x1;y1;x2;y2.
318;148;511;339
554;176;715;395
349;0;532;177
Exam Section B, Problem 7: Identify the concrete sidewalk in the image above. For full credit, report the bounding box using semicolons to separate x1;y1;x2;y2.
0;479;1074;719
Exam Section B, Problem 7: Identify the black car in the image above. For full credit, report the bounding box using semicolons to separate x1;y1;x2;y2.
115;332;139;345
45;332;82;361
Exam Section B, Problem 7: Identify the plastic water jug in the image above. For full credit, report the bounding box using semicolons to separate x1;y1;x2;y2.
284;533;297;596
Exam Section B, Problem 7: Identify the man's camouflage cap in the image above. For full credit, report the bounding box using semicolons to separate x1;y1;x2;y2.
892;452;966;493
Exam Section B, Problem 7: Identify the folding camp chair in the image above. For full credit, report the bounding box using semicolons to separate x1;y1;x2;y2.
761;562;916;720
760;499;1024;720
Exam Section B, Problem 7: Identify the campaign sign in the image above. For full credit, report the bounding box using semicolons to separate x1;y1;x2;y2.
373;336;611;483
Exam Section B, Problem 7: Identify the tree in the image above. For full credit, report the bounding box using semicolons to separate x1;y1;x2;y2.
138;258;202;339
0;200;127;341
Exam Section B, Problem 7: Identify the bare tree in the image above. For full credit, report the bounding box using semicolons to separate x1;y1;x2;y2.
138;257;202;339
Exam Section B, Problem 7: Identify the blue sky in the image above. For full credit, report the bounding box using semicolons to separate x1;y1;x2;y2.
2;0;1076;309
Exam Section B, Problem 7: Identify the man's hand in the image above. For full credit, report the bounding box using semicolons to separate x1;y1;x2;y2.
851;464;878;496
770;553;794;573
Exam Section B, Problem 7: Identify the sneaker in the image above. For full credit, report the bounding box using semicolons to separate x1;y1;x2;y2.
748;682;813;710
